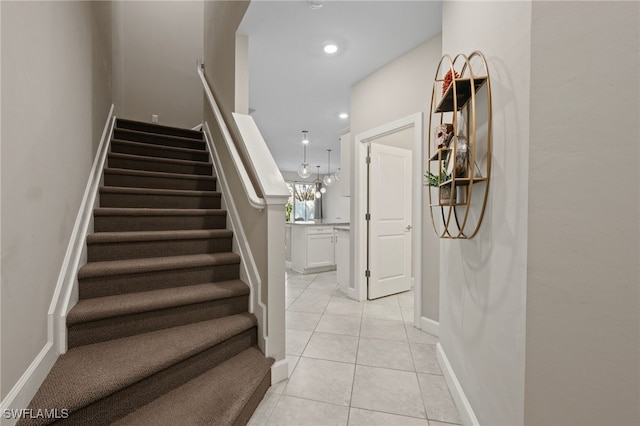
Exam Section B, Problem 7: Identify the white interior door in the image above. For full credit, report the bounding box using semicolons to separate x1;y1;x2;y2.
368;143;412;299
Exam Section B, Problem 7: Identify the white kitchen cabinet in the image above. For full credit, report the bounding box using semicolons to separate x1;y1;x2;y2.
289;224;339;274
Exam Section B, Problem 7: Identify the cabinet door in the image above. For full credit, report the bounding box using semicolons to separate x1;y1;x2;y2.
307;233;335;268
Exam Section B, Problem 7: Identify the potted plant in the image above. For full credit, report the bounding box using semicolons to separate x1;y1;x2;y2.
425;170;454;205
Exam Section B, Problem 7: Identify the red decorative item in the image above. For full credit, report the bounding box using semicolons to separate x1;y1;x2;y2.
442;69;460;95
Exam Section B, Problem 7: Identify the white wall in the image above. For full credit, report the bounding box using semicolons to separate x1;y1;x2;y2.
112;1;203;129
1;0;112;399
525;2;640;424
350;35;442;320
440;2;532;425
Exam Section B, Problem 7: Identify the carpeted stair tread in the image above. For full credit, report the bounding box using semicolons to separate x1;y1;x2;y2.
104;167;217;183
99;185;219;198
114;346;273;426
26;313;257;416
93;207;227;217
86;229;232;244
111;139;210;161
114;128;206;151
67;280;249;325
107;152;211;169
116;118;204;140
78;252;240;279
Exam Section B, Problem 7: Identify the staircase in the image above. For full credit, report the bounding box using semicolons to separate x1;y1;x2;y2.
20;119;273;425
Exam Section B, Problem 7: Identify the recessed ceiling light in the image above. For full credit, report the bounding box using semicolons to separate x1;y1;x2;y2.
323;43;339;55
309;1;323;10
339;113;349;119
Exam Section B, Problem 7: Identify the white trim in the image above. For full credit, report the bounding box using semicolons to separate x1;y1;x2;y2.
191;123;203;131
270;359;290;385
0;106;115;418
420;316;440;337
203;122;268;354
353;113;423;318
232;113;290;205
0;344;57;425
437;343;480;426
197;65;265;210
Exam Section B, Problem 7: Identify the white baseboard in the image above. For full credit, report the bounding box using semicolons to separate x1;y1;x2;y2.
0;343;58;426
437;343;479;426
271;359;290;385
420;316;440;337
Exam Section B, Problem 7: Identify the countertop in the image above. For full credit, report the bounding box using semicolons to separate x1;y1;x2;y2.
334;226;351;231
286;221;350;227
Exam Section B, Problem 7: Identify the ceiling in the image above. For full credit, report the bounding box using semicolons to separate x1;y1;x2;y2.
238;0;442;173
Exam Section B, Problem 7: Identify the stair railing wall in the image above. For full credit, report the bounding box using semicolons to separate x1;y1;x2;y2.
0;106;116;420
198;64;290;384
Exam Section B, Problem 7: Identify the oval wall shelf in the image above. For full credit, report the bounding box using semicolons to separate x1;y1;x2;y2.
427;51;492;239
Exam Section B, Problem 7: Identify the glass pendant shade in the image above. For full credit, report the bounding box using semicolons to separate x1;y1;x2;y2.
320;187;327;194
334;168;341;181
315;191;322;199
323;148;334;186
297;132;311;178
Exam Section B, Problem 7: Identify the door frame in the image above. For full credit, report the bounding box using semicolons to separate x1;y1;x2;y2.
352;112;423;327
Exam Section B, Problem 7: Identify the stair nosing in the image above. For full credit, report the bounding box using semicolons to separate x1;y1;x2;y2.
93;207;227;216
114;127;206;146
116;118;204;140
86;229;233;244
99;186;221;197
111;139;210;156
113;346;273;426
108;152;212;167
68;280;249;325
78;253;241;279
30;314;257;414
104;167;216;182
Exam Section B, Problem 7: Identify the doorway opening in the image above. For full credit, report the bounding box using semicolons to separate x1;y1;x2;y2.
353;113;423;326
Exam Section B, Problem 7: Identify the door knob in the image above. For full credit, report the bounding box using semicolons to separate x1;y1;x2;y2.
405;225;413;231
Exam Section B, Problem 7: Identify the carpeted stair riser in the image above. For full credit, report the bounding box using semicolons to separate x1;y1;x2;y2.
99;188;221;209
114;346;273;426
233;371;273;426
79;264;240;299
93;209;227;232
108;153;213;175
116;118;203;140
111;140;210;162
114;128;206;151
56;330;256;426
68;295;249;348
103;168;217;191
87;233;233;261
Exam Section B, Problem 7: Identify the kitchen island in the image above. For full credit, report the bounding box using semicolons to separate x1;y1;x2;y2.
285;221;349;274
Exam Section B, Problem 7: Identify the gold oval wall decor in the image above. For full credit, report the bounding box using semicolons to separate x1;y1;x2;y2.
427;52;492;239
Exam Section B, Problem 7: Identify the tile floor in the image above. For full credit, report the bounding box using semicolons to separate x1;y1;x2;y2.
248;270;462;426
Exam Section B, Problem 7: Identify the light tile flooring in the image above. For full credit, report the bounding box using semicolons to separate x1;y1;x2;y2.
249;270;462;426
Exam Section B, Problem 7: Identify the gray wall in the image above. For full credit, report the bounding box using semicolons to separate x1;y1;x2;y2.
350;35;442;321
112;1;203;129
440;1;532;424
525;2;640;424
1;0;112;399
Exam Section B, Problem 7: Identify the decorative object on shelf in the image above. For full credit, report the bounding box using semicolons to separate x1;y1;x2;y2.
297;130;311;178
434;123;454;149
445;135;469;178
442;69;460;95
427;51;492;239
323;149;334;186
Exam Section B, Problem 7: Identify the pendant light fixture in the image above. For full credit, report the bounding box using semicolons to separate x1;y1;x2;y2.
297;131;311;178
323;149;334;186
314;166;322;198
